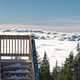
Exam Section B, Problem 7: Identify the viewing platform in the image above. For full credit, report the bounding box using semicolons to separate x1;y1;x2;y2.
0;32;38;80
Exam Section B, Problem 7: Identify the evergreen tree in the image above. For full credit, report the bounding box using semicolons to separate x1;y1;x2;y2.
77;42;80;52
56;67;66;80
74;42;80;80
40;52;50;80
75;42;80;60
56;51;74;80
52;61;59;80
62;51;74;80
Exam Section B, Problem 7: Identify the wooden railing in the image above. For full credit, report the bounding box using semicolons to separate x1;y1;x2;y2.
0;35;32;60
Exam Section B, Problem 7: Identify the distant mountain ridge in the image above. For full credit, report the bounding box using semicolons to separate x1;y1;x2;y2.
0;24;80;32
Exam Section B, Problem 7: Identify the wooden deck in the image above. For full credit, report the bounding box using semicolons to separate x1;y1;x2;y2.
0;33;35;80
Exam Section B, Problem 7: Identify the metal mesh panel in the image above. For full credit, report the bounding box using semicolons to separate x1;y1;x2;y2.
1;60;33;80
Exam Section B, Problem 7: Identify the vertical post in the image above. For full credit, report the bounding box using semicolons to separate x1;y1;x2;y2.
0;36;1;80
29;36;35;80
0;37;1;53
12;38;13;54
29;37;31;60
3;39;4;54
20;38;22;54
15;39;16;54
22;39;23;54
6;39;7;54
23;39;24;54
18;38;19;54
26;39;27;54
9;38;10;54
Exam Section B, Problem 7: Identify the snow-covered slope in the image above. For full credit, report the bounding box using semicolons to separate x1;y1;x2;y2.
35;40;77;71
32;31;80;41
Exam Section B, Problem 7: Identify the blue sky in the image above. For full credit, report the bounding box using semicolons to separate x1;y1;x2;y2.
0;0;80;24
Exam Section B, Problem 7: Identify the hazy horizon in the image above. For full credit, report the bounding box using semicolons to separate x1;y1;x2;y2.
0;24;80;32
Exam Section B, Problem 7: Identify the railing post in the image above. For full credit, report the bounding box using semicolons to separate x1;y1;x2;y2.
0;37;1;80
